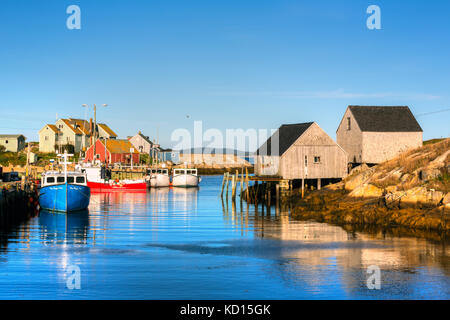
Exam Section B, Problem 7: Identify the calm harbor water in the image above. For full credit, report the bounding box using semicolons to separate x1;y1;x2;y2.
0;176;449;299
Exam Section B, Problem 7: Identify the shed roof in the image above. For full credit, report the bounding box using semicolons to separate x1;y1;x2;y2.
98;123;117;138
348;106;423;132
46;124;59;133
134;132;153;145
256;122;314;156
69;119;91;135
103;139;139;154
60;119;83;135
0;134;25;139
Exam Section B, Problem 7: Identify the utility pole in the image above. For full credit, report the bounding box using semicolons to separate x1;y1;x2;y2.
83;103;108;164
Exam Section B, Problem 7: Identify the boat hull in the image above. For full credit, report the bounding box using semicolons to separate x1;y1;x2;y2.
172;174;199;188
150;174;170;188
87;180;147;192
39;184;90;212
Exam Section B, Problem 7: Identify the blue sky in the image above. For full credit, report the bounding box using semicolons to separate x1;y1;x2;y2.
0;0;449;148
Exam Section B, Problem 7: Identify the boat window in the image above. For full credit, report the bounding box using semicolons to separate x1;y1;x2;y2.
57;177;65;183
157;169;162;174
46;177;55;183
76;176;85;183
67;176;75;183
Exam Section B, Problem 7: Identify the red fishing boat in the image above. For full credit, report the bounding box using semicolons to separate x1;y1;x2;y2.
82;167;147;192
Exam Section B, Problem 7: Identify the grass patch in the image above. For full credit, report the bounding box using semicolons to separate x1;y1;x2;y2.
0;152;27;166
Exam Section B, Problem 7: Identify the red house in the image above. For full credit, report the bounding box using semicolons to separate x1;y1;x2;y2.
84;139;140;165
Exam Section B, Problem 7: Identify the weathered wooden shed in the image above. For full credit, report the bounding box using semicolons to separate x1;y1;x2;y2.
336;106;423;165
255;122;348;187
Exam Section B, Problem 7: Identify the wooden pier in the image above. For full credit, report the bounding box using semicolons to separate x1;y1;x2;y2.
220;169;293;206
0;181;39;231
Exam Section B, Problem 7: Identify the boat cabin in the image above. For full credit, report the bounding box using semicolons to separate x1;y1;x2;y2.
173;168;198;176
148;168;169;175
41;171;88;187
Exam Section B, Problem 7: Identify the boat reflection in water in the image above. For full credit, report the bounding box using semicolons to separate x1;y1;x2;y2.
39;209;90;245
171;187;199;214
89;190;148;214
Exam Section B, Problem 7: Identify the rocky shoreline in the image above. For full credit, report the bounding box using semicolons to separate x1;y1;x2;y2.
289;187;449;233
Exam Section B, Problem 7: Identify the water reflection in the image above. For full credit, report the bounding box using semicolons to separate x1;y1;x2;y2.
0;176;448;299
39;210;90;245
171;187;199;214
220;198;450;298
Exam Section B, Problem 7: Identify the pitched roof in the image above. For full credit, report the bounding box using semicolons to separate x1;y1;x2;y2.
104;139;139;154
348;106;423;132
69;118;91;135
0;134;25;139
60;119;83;135
256;122;314;156
46;124;59;133
135;132;153;145
98;123;117;137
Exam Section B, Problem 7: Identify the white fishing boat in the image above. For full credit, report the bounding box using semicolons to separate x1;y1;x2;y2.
146;168;170;188
172;168;200;188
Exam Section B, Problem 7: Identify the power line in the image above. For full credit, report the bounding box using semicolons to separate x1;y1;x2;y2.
415;108;450;117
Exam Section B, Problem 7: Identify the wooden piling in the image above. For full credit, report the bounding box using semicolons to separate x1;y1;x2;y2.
240;168;244;201
231;174;236;201
225;173;230;201
301;179;305;198
220;173;226;197
245;168;250;201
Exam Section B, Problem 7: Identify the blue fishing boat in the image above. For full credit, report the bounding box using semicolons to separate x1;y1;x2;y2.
39;153;90;213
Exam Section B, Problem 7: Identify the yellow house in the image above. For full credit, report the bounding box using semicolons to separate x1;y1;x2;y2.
38;124;59;153
38;118;118;153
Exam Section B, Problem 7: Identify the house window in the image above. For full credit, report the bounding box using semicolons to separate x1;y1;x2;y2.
5;140;8;144
347;117;351;130
45;136;49;141
96;154;100;159
304;155;308;167
314;156;321;163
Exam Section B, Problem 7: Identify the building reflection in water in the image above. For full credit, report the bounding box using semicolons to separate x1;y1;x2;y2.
222;200;450;295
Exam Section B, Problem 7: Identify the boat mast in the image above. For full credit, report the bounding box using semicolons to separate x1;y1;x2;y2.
58;151;73;211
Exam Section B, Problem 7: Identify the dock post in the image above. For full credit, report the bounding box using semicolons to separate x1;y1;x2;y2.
318;178;321;190
267;183;271;207
301;179;305;198
231;174;236;201
245;168;250;201
220;173;226;197
276;183;280;202
225;173;230;201
240;169;244;202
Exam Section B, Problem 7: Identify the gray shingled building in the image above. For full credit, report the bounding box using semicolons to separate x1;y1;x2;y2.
336;106;423;165
255;122;348;183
